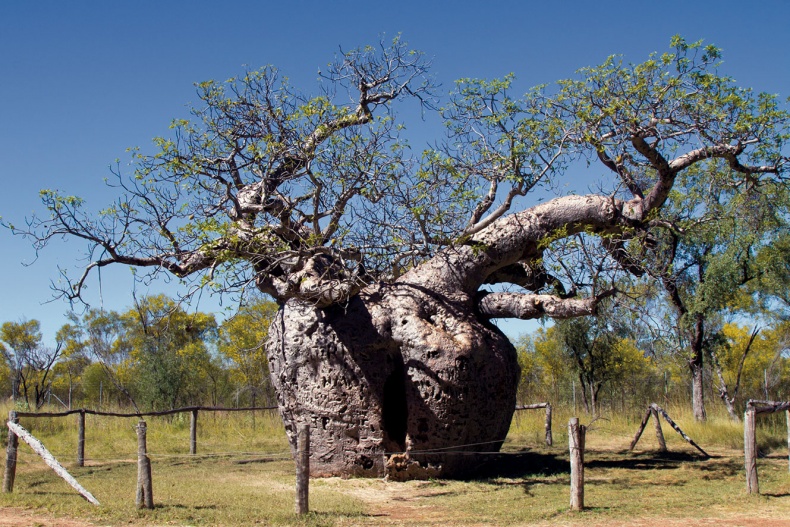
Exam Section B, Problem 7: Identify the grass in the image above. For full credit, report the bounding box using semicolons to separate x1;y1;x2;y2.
1;402;789;526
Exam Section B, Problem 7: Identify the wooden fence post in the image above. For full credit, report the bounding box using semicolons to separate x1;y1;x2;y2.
77;410;86;467
786;409;789;473
651;407;667;452
568;417;585;511
629;407;652;451
136;420;154;509
545;404;553;446
744;406;758;494
190;409;198;455
3;411;19;493
295;423;310;515
6;420;100;505
650;403;710;457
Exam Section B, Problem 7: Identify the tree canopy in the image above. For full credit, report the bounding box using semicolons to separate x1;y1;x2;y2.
9;36;788;317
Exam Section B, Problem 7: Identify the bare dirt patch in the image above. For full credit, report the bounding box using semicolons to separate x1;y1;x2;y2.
320;473;790;527
320;477;463;523
0;507;95;527
543;519;790;527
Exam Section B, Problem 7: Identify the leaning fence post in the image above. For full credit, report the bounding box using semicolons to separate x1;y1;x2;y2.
295;423;310;515
3;411;19;493
6;420;99;505
77;410;86;467
190;409;198;455
629;406;652;451
744;406;759;494
136;420;154;509
651;407;667;452
568;417;585;511
545;404;553;446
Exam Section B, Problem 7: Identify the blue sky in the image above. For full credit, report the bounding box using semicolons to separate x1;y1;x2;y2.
1;0;789;345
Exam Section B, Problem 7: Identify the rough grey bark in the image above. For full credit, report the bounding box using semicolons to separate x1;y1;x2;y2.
267;284;519;478
266;194;639;478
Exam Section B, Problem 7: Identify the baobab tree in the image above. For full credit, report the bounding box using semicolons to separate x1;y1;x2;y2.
11;37;788;477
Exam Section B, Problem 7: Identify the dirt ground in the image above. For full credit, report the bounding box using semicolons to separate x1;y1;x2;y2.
3;498;790;527
0;507;93;527
336;478;790;527
2;474;790;527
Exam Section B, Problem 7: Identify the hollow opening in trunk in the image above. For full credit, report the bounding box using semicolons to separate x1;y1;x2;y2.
382;354;408;451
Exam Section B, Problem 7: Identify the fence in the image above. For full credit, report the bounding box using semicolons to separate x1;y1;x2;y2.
10;405;278;466
628;403;709;457
514;403;553;446
4;405;281;510
11;402;698;516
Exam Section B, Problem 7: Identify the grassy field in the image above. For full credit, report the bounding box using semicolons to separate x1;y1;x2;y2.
1;404;789;526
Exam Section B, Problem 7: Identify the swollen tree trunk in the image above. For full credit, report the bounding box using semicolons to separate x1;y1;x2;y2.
265;194;672;478
267;285;519;478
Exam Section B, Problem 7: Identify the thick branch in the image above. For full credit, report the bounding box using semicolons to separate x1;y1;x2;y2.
476;289;614;320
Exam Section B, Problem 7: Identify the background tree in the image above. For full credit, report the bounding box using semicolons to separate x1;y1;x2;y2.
49;320;91;408
74;308;137;408
0;320;63;409
217;297;279;407
120;295;217;410
642;159;789;420
553;314;619;417
0;355;10;400
10;37;788;477
753;233;790;319
709;323;763;420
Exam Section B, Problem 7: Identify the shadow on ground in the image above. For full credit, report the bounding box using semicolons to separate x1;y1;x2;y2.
586;450;712;470
468;449;717;480
469;449;568;479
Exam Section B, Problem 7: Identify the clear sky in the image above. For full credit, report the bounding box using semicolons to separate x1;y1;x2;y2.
1;0;789;345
